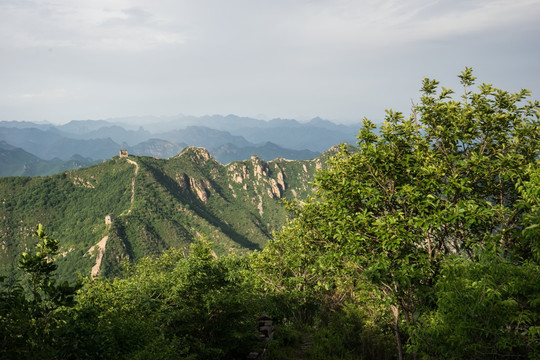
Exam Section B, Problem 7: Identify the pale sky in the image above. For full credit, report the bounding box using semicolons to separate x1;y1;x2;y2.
1;0;539;124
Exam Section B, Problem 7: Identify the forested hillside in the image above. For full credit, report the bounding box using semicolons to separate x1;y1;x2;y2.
0;146;328;281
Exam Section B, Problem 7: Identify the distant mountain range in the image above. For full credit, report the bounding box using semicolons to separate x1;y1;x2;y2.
0;115;360;176
0;141;98;177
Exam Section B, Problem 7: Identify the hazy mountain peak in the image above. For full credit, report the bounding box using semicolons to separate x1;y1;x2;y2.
177;146;215;162
0;140;17;150
59;120;115;134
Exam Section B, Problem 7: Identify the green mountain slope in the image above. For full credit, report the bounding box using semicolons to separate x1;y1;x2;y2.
0;147;328;281
0;141;98;176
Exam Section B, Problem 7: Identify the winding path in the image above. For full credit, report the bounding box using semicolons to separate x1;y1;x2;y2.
125;158;139;212
88;157;140;277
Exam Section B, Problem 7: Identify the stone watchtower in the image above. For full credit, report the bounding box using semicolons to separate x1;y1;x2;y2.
105;215;115;225
119;150;128;158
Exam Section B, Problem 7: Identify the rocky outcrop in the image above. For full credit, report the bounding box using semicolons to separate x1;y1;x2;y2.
175;173;212;202
274;164;286;194
72;176;96;188
189;177;211;203
225;157;288;200
177;146;214;163
88;236;108;278
252;156;269;180
230;164;249;183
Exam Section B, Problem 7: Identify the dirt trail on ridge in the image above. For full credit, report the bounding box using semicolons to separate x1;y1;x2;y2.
125;158;139;211
87;157;139;277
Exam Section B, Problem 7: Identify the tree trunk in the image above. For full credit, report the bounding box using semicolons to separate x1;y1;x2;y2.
391;304;404;360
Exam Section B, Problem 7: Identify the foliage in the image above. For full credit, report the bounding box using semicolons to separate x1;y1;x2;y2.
256;68;539;358
516;163;540;264
251;202;397;359
250;219;330;324
0;225;81;359
0;158;135;281
65;239;262;360
1;232;268;359
305;303;395;360
409;255;540;359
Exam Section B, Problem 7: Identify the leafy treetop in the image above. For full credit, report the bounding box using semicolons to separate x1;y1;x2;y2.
268;67;539;359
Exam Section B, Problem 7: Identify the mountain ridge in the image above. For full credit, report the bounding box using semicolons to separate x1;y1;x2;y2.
0;141;98;176
0;115;359;175
0;146;338;280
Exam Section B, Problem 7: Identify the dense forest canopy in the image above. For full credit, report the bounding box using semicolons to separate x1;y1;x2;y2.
1;68;539;359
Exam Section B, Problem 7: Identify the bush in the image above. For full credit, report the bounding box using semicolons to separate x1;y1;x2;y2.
409;256;540;359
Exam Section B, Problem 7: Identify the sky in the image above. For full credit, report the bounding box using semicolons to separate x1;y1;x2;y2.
1;0;540;125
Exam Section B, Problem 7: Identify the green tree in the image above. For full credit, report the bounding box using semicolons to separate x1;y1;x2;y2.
72;239;261;359
516;163;540;263
19;224;80;310
409;255;540;359
261;68;539;359
0;224;81;359
406;158;539;359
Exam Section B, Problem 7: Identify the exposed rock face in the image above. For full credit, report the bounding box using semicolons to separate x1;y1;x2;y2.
228;183;237;198
230;164;249;183
224;157;290;200
174;171;212;202
72;176;96;188
257;194;263;216
176;173;189;188
252;156;269;180
178;146;214;163
88;236;108;278
268;178;281;198
233;172;243;184
275;166;286;192
189;177;211;203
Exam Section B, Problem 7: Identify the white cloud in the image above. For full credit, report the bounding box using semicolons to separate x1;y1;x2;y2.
8;89;71;103
0;0;539;123
0;1;187;51
273;0;540;47
3;0;537;51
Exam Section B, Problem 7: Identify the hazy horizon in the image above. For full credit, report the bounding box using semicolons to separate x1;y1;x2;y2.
1;113;363;127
